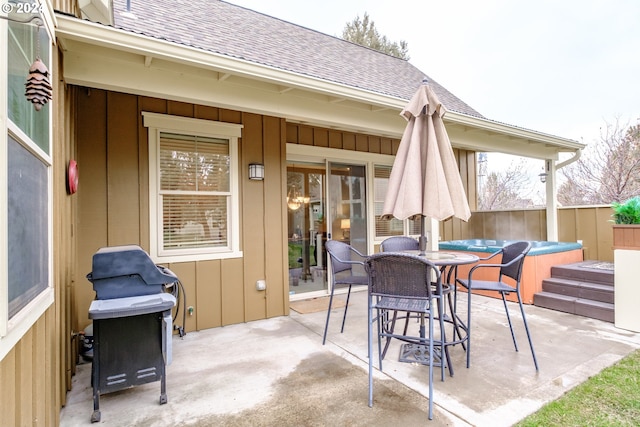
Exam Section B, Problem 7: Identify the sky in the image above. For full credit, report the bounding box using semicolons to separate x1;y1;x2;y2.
226;0;639;147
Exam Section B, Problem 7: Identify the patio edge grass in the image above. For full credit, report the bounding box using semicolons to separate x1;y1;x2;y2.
516;349;640;426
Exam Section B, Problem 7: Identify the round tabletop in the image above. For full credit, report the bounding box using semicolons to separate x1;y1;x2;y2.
401;250;479;266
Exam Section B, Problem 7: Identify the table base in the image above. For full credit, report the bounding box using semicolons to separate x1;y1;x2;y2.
399;343;444;366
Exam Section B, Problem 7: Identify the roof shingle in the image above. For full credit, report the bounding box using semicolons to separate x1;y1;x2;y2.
111;0;483;117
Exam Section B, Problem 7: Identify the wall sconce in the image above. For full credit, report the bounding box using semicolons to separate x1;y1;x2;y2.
340;218;351;239
249;163;264;180
538;170;548;183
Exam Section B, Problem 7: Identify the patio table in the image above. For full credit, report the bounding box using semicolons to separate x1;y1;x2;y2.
392;250;479;374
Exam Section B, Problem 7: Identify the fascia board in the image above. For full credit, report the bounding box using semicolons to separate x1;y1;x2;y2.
446;111;585;152
447;127;561;160
77;0;113;26
61;47;406;137
55;15;406;111
55;14;584;156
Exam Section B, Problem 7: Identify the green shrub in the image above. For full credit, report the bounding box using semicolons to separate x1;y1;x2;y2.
612;196;640;224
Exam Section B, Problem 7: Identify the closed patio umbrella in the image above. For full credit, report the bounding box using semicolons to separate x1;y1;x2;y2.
383;80;471;252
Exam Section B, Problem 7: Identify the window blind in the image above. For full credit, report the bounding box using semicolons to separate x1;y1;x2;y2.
159;132;230;250
374;165;403;237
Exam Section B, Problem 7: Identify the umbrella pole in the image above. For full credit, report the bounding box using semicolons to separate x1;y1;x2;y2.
419;215;427;255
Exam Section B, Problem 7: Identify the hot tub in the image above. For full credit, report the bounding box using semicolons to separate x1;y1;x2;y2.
439;239;584;304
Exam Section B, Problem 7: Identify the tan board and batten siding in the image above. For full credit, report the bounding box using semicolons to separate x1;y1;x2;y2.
75;89;287;332
72;87;479;334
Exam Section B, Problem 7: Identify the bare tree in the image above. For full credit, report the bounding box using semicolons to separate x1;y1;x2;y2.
342;13;410;60
559;120;640;205
478;158;535;210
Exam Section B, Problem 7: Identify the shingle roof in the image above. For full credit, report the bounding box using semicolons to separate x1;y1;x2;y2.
111;0;483;118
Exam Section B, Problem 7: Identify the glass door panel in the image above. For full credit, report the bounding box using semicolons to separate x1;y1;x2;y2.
327;162;367;277
287;163;327;297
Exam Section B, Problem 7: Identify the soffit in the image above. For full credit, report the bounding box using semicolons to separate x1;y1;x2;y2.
56;14;585;158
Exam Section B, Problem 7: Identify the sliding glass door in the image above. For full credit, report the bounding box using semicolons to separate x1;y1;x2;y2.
287;160;368;298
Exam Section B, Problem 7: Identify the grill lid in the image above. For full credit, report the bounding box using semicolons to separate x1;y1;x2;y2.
87;245;177;285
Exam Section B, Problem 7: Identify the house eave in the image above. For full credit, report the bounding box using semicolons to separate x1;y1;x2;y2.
55;14;585;159
55;15;406;111
446;111;585;152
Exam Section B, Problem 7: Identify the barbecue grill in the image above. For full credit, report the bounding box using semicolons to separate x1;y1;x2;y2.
86;245;178;423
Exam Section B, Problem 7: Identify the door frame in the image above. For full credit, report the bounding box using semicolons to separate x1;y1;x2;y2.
286;144;395;300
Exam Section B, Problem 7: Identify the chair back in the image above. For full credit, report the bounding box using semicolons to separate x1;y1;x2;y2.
499;241;532;282
325;240;356;275
366;252;440;299
380;236;419;252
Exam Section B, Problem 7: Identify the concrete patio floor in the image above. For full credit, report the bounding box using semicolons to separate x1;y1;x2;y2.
60;290;640;426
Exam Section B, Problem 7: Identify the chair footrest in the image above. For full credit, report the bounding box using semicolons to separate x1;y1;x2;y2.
375;297;431;313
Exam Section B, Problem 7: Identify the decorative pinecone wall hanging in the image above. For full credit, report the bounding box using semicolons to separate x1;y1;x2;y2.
25;58;52;111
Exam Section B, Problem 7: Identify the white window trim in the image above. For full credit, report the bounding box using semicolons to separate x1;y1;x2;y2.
0;14;7;349
286;143;426;253
143;112;243;263
287;143;399;254
0;22;54;360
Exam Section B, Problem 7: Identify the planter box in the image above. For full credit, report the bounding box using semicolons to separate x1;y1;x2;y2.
612;224;640;250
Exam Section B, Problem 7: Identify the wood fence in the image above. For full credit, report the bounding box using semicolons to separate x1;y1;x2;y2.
441;205;615;262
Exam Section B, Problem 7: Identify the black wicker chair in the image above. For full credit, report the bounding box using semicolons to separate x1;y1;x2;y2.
379;236;420;356
366;252;446;420
380;235;458;376
322;240;368;345
380;236;419;252
455;241;538;370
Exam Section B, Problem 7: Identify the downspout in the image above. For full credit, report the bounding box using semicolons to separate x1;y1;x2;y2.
545;149;583;241
556;148;583;170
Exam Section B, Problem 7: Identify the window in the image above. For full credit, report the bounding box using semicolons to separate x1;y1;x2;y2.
144;113;243;262
1;15;54;360
373;165;421;239
373;165;404;238
8;134;49;318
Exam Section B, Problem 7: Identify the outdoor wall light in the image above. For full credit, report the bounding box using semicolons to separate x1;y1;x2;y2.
249;163;264;180
538;171;548;183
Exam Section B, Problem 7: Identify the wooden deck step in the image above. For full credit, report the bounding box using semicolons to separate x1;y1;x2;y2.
549;261;614;286
541;277;614;304
533;261;614;323
534;292;614;323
